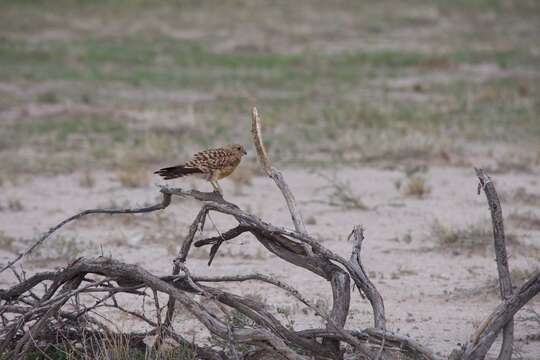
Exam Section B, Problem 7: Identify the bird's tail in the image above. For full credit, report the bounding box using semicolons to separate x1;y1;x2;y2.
154;165;202;180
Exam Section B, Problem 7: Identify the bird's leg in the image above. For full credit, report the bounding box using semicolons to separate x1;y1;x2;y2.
210;180;223;195
215;181;223;195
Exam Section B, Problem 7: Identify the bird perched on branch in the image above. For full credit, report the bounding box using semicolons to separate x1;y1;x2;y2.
154;144;247;194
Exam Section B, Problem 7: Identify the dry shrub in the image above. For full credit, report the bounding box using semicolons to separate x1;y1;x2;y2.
317;173;368;210
44;332;197;360
509;211;540;230
116;163;149;188
0;231;16;252
430;220;517;254
1;198;24;212
80;171;96;188
29;235;86;261
93;332;133;360
403;175;431;198
511;186;540;205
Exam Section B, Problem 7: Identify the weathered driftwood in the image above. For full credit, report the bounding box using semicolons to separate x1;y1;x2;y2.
0;107;538;359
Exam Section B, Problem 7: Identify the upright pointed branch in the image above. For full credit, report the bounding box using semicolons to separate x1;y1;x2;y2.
164;205;210;328
348;226;386;329
465;168;513;360
251;108;310;248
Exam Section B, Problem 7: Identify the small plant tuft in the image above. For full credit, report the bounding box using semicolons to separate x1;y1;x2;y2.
36;91;60;104
316;173;368;210
79;171;96;188
509;211;540;230
116;164;149;188
0;231;17;252
7;198;24;212
29;235;86;261
403;175;431;198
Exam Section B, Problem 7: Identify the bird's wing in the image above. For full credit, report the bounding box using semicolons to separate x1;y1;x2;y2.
185;148;238;172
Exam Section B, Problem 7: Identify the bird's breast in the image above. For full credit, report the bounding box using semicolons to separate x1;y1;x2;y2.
216;165;238;179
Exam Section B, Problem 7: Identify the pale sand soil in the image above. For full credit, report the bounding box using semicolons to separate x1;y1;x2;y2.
1;164;539;358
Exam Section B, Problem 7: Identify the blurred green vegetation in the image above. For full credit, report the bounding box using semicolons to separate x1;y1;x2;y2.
0;0;538;176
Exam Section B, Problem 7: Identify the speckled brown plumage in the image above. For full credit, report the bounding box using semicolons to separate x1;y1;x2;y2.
154;144;247;193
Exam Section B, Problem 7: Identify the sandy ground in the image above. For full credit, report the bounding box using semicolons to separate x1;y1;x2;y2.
1;164;540;359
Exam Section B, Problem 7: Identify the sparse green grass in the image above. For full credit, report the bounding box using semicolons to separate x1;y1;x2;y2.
0;0;538;176
36;91;60;104
14;116;127;142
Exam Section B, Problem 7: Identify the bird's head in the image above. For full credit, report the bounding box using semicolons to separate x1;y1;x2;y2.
226;144;247;156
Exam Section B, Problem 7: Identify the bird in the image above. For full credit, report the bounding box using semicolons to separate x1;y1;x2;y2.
154;144;247;194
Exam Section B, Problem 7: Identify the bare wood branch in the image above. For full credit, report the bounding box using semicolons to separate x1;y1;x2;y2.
192;271;372;358
157;186;354;358
39;258;315;359
297;328;443;360
461;271;540;359
14;274;85;358
473;168;513;360
189;196;387;331
348;226;386;329
164;205;210;327
250;108;310;252
0;191;172;274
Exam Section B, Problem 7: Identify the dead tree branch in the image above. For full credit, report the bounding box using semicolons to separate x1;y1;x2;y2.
0;180;387;359
0;192;172;274
348;226;386;329
251;107;309;247
471;168;513;360
460;271;540;359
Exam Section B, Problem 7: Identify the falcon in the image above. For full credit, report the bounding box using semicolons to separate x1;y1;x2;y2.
154;144;247;194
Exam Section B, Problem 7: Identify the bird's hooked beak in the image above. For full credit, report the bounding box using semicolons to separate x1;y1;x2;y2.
243;149;247;155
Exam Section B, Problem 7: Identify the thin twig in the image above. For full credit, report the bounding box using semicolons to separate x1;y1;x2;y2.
206;212;227;266
0;192;171;273
348;226;386;329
